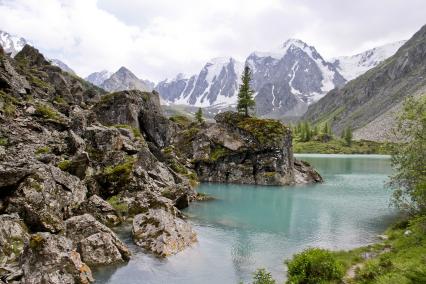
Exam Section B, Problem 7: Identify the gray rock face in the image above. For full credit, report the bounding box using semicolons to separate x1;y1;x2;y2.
7;165;87;233
20;233;94;284
132;208;197;257
303;24;426;137
100;67;152;92
65;214;130;266
75;195;120;226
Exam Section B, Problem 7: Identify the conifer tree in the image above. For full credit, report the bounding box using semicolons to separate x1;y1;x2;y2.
344;127;353;146
237;66;256;117
195;107;204;124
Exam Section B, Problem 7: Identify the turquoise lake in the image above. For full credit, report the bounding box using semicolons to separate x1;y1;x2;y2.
94;154;397;283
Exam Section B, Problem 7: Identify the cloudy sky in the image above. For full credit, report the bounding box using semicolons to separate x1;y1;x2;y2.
0;0;425;82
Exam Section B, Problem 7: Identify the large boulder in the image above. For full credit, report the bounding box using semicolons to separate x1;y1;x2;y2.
6;165;87;233
74;195;120;226
20;232;93;284
132;208;197;257
65;214;130;266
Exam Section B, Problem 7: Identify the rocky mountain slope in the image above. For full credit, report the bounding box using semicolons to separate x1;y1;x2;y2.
330;40;406;81
86;67;154;92
303;24;426;140
248;39;346;117
0;43;320;282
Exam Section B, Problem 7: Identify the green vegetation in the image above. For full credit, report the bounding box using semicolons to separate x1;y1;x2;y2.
107;195;128;216
103;156;136;183
195;107;204;124
34;103;61;121
0;137;8;146
293;139;393;154
389;96;426;214
35;146;50;155
29;75;52;91
252;268;276;284
53;96;66;105
29;234;46;250
291;120;394;154
332;216;426;284
237;66;256;117
0;90;19;117
209;145;229;161
286;248;345;284
112;124;142;138
237;116;287;145
169;114;193;128
57;159;71;171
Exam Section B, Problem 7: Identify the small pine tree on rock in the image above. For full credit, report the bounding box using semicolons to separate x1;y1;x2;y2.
237;66;256;117
195;107;204;124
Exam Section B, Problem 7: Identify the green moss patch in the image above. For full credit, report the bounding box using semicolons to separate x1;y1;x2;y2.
34;103;61;121
112;124;141;138
103;156;136;183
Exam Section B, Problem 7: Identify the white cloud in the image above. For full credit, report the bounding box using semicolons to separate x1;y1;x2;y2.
0;0;425;82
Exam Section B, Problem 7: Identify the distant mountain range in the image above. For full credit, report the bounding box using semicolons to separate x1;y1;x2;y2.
303;24;426;141
157;39;405;117
0;30;76;75
2;28;411;123
86;67;154;93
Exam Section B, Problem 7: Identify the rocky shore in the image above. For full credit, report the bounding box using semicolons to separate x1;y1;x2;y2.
0;44;321;283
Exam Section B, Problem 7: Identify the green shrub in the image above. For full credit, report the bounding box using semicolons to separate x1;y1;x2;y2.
107;195;128;216
57;159;71;171
103;157;135;183
35;146;50;155
210;145;228;161
3;102;16;117
169;114;192;127
34;103;60;120
0;137;8;146
252;268;276;284
286;248;344;284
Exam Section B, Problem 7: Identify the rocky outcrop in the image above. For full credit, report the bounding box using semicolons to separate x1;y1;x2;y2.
176;111;322;185
65;214;130;266
20;233;93;284
0;44;198;282
6;165;87;233
132;208;197;257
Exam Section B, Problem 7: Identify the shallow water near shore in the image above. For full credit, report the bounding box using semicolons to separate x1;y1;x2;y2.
94;154;397;284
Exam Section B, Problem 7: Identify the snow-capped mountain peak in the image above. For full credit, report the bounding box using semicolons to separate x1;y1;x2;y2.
330;40;407;80
0;30;28;57
85;70;113;87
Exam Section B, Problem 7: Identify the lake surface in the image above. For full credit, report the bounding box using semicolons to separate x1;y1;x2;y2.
94;154;397;284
